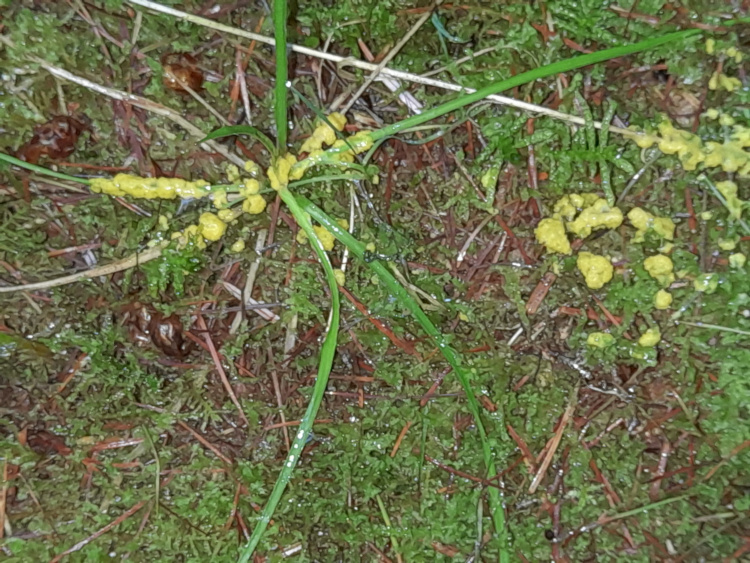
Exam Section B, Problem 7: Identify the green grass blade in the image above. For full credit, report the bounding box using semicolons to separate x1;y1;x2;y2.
289;29;701;179
200;125;277;156
372;29;700;141
273;0;289;152
238;187;340;562
297;196;510;561
0;152;92;185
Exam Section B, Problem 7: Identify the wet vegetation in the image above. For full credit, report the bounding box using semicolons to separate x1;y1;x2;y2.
1;0;749;561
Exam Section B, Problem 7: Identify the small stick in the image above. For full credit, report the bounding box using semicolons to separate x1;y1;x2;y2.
124;0;633;136
0;243;166;293
50;500;147;563
389;421;413;458
195;314;250;427
529;394;576;493
339;1;438;114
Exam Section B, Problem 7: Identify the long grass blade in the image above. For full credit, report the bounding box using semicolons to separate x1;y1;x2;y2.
0;152;91;185
238;188;340;561
372;29;699;141
297;196;510;561
273;0;289;151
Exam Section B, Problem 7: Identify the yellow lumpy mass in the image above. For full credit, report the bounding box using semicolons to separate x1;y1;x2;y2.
198;212;227;241
643;254;675;287
638;327;662;347
552;193;599;221
587;332;615;348
296;219;348;251
627;207;675;242
715;180;745;219
242;194;266;215
240;178;260;196
576;252;614;289
534;218;571;255
654;121;705;170
628;118;750;177
730;253;747;268
267;153;297;191
566;198;624;238
300;112;348;153
90;174;210;199
708;71;742;92
653;289;673;310
242;194;267;215
333;268;346;286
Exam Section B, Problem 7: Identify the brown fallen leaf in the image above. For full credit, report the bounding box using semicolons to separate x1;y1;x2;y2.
16;116;89;164
27;429;72;456
162;52;204;92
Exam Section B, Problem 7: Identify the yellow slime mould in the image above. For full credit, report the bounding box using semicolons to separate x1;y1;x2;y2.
628;118;750;177
729;253;747;268
226;164;241;183
643;254;675;287
653;289;673;310
217;209;239;223
90;174;210;199
566;198;623;238
627;207;675;242
296;219;348;251
331;139;355;163
705;108;720;120
297;225;335;251
718;237;738;251
198;212;227;241
534;218;571;255
705;38;715;55
333;269;346;286
172;224;206;249
655;121;705;170
552;193;599;221
242;194;267;215
708;71;742;92
587;332;615;348
300;112;347;153
726;47;743;62
240;178;260;196
244;160;260;175
715;180;744;219
577;252;614;289
211;189;228;209
638;328;661;347
230;239;246;253
267;153;297;191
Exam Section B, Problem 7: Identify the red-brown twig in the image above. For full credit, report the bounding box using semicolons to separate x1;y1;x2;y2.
50;500;147;562
195;314;249;427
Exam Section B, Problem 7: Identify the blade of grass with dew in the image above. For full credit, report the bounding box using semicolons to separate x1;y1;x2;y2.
239;1;345;559
200;125;277;157
273;0;288;152
238;187;340;561
297;196;511;561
